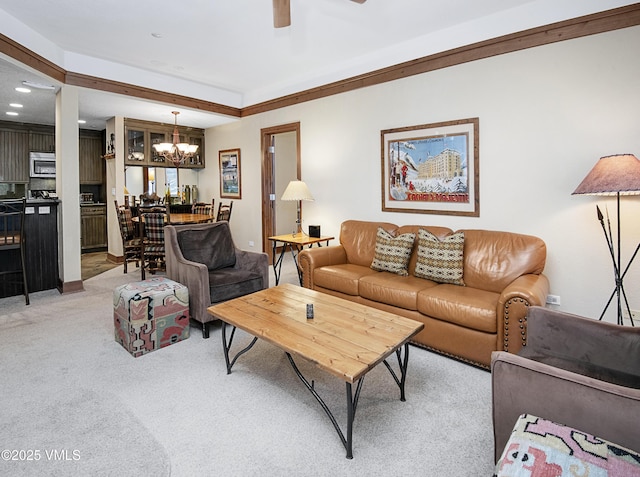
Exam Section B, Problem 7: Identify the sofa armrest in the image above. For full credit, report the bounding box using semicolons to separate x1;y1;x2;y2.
496;273;550;355
491;351;640;463
298;245;348;289
165;225;211;324
234;248;269;290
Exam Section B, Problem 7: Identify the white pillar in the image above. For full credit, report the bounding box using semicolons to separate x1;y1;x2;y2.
106;116;126;260
55;85;83;293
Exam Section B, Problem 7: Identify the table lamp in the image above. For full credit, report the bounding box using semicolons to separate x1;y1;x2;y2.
572;153;640;325
281;180;314;236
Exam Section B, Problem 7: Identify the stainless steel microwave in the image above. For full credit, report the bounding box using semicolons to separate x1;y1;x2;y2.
29;152;56;178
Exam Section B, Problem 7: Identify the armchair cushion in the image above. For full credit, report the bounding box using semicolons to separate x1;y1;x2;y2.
177;223;236;271
209;268;264;304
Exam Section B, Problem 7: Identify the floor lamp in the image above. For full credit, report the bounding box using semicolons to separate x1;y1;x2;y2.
281;180;314;236
572;154;640;326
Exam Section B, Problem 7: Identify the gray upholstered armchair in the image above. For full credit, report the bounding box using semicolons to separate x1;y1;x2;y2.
165;221;269;338
491;306;640;462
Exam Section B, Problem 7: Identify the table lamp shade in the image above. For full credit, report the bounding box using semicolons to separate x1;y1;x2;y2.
281;180;314;201
572;154;640;196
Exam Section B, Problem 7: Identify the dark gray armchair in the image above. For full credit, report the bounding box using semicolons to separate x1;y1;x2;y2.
165;221;269;338
491;306;640;462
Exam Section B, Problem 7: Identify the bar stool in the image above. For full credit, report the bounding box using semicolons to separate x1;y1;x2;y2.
0;199;29;305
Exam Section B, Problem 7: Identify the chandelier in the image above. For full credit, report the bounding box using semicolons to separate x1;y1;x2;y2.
152;111;199;166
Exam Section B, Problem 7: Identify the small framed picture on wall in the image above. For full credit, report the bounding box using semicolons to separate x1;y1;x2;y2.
219;148;242;199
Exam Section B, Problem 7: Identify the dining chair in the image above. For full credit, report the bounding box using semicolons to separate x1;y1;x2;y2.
216;201;233;222
0;198;29;305
192;199;215;222
141;212;166;280
114;200;142;274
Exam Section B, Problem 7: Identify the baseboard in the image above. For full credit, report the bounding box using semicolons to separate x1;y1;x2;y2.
57;278;84;294
107;253;123;264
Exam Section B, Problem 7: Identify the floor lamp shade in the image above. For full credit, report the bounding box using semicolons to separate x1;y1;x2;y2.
572;154;640;326
572;154;640;196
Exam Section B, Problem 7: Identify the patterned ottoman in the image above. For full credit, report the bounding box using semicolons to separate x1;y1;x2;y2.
114;277;190;357
495;414;640;476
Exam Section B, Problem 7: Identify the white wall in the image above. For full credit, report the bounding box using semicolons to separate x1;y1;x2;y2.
204;26;640;323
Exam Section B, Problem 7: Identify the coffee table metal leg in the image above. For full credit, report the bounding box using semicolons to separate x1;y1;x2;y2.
221;322;258;374
286;352;363;459
383;342;410;401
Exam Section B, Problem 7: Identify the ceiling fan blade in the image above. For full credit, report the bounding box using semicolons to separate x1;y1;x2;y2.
273;0;291;28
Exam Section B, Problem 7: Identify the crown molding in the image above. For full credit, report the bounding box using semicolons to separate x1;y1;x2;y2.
1;3;639;122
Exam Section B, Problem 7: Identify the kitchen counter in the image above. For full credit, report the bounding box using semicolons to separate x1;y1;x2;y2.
26;198;61;205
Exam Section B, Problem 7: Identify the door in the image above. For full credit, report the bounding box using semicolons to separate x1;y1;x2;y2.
261;123;301;261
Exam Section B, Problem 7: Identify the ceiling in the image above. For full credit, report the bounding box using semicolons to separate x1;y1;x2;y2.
0;0;635;130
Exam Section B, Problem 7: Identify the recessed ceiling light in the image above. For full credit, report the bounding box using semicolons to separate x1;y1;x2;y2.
6;111;19;116
9;103;23;108
22;80;55;90
151;32;163;38
78;120;86;124
15;87;31;93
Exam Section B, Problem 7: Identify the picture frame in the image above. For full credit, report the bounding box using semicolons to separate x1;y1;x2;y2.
381;117;479;217
219;148;242;199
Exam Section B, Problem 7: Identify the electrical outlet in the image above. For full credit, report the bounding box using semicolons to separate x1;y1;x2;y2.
248;241;255;247
624;309;640;322
546;294;561;306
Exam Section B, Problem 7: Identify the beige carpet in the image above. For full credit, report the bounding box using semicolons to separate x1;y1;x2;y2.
0;254;495;476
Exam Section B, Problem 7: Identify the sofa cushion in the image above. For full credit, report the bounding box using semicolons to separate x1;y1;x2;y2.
177;222;236;271
461;229;546;293
397;225;454;275
360;273;437;310
414;229;465;285
340;220;398;267
209;268;263;303
370;227;416;276
314;264;377;296
417;284;499;333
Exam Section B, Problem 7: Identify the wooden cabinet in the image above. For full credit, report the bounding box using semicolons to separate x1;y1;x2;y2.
79;133;104;184
0;121;105;185
81;204;107;251
124;118;204;169
0;129;29;182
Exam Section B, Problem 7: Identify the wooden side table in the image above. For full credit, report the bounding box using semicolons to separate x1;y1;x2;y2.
268;233;334;285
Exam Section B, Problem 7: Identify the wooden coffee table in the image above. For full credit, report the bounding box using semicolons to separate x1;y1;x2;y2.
207;283;424;458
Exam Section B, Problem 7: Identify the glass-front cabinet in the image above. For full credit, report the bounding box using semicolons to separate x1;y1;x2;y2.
124;118;204;169
126;128;145;165
149;131;167;165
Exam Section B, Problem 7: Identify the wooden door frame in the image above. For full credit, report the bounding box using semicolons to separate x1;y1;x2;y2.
261;122;301;261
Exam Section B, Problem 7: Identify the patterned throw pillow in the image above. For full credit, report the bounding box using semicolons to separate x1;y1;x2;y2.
370;228;415;276
414;229;465;285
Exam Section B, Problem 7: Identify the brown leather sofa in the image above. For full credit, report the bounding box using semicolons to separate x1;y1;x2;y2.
298;220;549;368
492;306;640;461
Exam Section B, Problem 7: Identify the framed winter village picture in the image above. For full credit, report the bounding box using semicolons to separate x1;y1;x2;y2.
381;118;479;216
